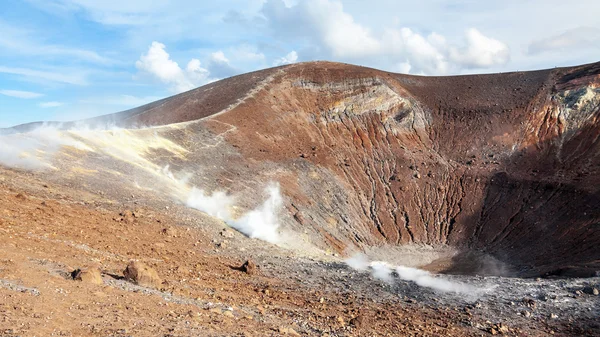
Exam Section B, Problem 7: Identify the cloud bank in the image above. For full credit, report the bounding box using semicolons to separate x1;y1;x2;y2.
260;0;510;75
528;27;600;55
136;42;245;93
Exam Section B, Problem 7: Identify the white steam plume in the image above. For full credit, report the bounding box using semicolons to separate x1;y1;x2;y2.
230;183;282;244
345;253;370;271
0;123;285;245
345;254;476;294
371;261;394;283
395;265;473;293
187;188;235;222
186;183;282;244
0;125;89;170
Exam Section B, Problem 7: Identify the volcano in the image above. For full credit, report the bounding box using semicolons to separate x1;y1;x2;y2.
1;61;599;336
5;61;600;277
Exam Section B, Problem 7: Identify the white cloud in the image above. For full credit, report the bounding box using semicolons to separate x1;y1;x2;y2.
528;27;600;55
0;66;88;85
230;44;266;63
273;51;298;66
135;41;213;93
303;0;380;59
394;61;411;74
261;0;510;75
0;89;44;99
211;50;229;64
24;0;600;77
449;28;510;68
39;101;64;108
382;28;449;74
262;0;380;59
206;51;238;78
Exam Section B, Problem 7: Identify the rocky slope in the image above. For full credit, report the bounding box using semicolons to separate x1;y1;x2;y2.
1;61;600;336
5;61;600;278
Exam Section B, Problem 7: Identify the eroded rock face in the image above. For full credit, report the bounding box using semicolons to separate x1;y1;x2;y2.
194;62;599;277
11;61;598;277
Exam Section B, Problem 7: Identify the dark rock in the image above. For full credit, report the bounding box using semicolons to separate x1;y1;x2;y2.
240;260;257;275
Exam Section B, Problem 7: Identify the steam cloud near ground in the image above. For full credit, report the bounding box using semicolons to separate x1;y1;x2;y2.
0;125;89;170
346;253;477;294
186;183;282;244
0;124;284;244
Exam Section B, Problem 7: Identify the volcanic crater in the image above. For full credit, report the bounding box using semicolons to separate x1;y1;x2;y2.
6;61;600;278
1;61;599;336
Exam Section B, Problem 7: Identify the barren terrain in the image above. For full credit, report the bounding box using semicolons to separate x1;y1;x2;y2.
1;61;599;336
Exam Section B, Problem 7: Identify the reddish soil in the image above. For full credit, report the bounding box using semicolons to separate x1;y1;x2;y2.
0;168;483;337
2;61;600;336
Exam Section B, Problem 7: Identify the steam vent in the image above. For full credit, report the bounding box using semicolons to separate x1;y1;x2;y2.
12;61;598;278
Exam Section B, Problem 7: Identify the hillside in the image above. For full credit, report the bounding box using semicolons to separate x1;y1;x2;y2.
1;61;599;336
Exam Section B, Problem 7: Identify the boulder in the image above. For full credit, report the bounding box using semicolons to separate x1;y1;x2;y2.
582;286;599;296
123;261;162;288
72;268;103;285
240;260;257;275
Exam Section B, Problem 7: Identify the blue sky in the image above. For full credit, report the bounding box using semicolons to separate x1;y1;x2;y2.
1;0;599;127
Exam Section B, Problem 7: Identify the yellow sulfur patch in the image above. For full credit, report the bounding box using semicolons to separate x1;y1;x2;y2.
70;167;98;175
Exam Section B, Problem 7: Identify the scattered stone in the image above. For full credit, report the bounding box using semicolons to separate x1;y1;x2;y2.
220;229;234;238
123;261;162;288
549;313;558;319
582;286;599;296
72;268;103;285
15;193;27;200
278;327;300;336
489;323;509;335
521;310;531;318
349;315;367;328
161;227;178;237
115;210;136;224
240;260;257;275
522;298;536;308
